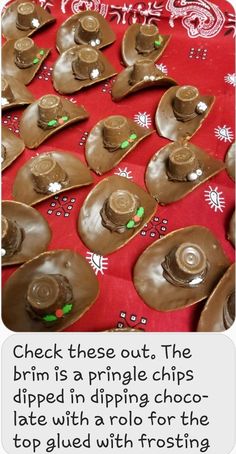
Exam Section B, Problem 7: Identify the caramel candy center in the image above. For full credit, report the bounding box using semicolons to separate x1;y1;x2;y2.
31;156;56;176
78;47;98;64
14;36;34;52
27;275;60;310
140;24;158;37
17;2;35;15
80;16;99;33
176;243;206;276
176;86;199;102
39;95;61;110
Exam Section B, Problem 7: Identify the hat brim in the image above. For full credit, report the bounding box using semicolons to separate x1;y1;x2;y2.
56;11;116;54
53;45;117;94
2;39;51;86
2;127;25;171
1;75;35;112
225;142;235;181
111;66;177;101
133;225;229;312
197;264;235;332
155;86;215;141
227;210;235;248
19;98;89;149
78;175;157;255
2;249;99;332
121;23;171;67
145;141;225;204
13;151;93;206
2;0;55;40
86;118;154;175
2;201;51;266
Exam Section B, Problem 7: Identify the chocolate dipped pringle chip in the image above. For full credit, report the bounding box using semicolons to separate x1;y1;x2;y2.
56;11;116;54
78;175;157;255
2;0;55;40
145;140;225;204
122;23;171;67
155;85;215;141
133;226;229;311
225;142;235;181
197;264;235;332
19;94;89;148
2;249;99;332
227;210;235;248
2;201;51;266
1;75;35;111
53;45;117;94
2;37;51;86
1;127;25;171
13;151;93;206
85;115;154;175
112;58;177;101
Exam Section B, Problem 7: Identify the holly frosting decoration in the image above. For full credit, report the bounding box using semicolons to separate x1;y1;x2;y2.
33;50;45;64
154;36;163;47
47;116;69;127
120;133;138;149
43;303;73;322
126;206;145;229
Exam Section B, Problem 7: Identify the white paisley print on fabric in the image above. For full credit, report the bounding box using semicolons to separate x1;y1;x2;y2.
109;2;163;25
166;0;225;38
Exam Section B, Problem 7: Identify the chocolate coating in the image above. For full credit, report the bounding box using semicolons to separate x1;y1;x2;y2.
121;23;171;67
2;249;99;332
14;36;36;68
30;154;68;194
2;0;55;40
173;86;200;121
133;226;229;311
1;75;35;112
2;126;25;171
56;11;115;54
155;85;215;141
2;201;51;266
227;210;235;248
72;46;104;80
37;95;66;130
101;190;139;233
197;264;235;332
225;142;235;181
145;141;224;205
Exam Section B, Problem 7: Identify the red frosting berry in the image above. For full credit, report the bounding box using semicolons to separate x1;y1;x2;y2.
55;309;63;318
133;215;140;223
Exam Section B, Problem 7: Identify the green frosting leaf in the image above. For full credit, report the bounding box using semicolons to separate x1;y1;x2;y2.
127;220;135;229
120;140;129;149
61;116;69;122
39;50;45;55
130;133;137;140
33;58;39;64
43;314;57;322
48;119;58;127
63;304;73;314
136;207;144;217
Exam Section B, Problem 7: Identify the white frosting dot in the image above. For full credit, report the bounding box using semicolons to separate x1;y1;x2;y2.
1;248;6;257
48;182;62;193
187;172;198;181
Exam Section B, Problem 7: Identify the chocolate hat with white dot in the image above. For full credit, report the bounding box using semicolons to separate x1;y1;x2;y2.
2;36;51;86
145;140;225;205
1;75;35;111
121;23;171;67
155;85;215;141
85;115;154;175
78;175;157;255
2;0;55;40
2;200;51;267
2;249;99;332
197;263;235;332
1;127;25;171
53;45;117;95
56;11;115;54
19;94;89;149
225;142;235;181
133;226;230;312
12;151;93;206
111;58;177;101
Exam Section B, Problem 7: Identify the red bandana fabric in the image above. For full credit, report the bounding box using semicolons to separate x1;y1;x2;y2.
2;0;235;332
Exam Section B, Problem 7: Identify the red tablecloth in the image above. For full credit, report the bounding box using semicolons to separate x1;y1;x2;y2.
2;0;235;332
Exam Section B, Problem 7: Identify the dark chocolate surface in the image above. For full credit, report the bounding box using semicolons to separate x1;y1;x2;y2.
2;127;25;171
227;210;235;248
1;75;35;111
225;142;235;181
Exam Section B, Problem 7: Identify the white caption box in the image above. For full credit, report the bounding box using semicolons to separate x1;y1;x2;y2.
1;334;236;454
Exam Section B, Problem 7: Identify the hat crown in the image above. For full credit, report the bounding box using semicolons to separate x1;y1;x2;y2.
26;274;73;318
1;215;23;257
16;2;38;31
167;146;199;180
30;154;68;194
104;189;139;226
130;58;156;84
72;46;103;80
38;95;65;126
136;24;160;53
75;15;100;45
173;85;200;121
162;242;208;287
14;37;37;68
103;115;130;150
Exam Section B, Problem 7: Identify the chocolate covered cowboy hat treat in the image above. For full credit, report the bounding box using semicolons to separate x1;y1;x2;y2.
227;210;235;248
155;85;215;141
13;151;93;206
1;201;51;266
85;115;154;175
197;264;235;332
19;94;89;148
1;75;35;111
122;23;171;67
133;226;229;312
225;142;235;181
56;11;116;54
145;140;225;204
2;250;99;332
2;0;55;41
2;37;50;86
2;127;25;171
111;58;177;101
53;45;117;95
78;175;157;255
